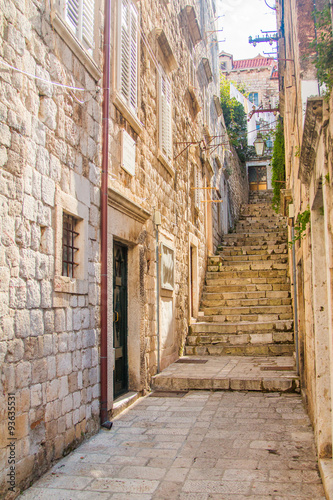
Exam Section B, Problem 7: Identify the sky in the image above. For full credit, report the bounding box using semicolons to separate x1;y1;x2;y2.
216;0;278;60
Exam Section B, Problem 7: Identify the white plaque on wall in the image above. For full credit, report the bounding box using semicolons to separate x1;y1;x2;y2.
121;129;136;176
161;243;174;291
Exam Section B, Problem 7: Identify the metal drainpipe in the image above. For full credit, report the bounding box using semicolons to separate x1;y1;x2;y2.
100;0;112;429
156;224;160;373
291;222;299;375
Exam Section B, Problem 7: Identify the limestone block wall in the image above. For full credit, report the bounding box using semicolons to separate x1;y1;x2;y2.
0;0;103;496
108;0;221;389
227;67;279;108
278;0;333;477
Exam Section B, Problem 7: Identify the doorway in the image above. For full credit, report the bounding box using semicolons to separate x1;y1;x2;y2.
113;242;128;398
248;165;267;191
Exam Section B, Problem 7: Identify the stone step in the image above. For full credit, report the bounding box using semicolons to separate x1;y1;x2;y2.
202;290;291;300
201;304;292;317
198;312;293;323
222;254;287;262
190;319;293;335
205;278;290;288
207;262;288;273
217;244;288;256
184;343;295;357
201;296;292;308
151;355;300;393
205;283;290;294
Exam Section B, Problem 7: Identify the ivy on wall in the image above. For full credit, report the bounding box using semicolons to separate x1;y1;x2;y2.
311;5;333;93
220;75;255;165
271;119;285;212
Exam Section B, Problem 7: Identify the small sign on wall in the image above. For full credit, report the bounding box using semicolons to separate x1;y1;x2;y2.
121;129;136;176
161;243;174;291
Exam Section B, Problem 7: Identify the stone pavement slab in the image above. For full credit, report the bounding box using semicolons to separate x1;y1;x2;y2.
20;390;325;499
152;355;300;393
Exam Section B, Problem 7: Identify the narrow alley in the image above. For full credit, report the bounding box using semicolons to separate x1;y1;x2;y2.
21;389;325;499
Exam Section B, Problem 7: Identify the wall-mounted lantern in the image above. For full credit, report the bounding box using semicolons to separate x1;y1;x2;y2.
254;132;265;157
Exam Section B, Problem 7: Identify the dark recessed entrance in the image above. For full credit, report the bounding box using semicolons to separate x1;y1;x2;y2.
248;165;267;191
113;242;128;399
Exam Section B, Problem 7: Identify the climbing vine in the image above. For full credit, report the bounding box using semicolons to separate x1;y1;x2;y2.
220;75;255;165
311;5;333;93
288;208;311;247
271;119;285;212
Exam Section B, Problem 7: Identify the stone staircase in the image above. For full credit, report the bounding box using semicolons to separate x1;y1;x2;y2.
185;190;294;357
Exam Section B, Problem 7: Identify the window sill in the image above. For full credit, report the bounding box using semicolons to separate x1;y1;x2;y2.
52;11;102;82
54;275;88;295
158;151;174;177
113;92;143;135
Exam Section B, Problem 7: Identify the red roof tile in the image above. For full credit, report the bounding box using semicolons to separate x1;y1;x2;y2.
233;56;275;70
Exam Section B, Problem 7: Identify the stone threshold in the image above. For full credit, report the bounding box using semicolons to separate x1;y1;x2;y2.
319;458;333;500
111;391;141;418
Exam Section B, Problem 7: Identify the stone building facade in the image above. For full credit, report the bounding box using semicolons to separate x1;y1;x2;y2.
0;0;248;497
220;52;279;192
277;0;333;496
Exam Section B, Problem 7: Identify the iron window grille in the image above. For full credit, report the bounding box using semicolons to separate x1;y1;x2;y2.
62;214;79;278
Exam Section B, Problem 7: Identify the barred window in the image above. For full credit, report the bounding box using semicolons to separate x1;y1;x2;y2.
62;214;79;278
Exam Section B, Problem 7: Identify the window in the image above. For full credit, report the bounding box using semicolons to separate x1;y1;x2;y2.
220;62;226;70
52;0;100;80
62;214;79;278
54;190;89;296
159;67;172;162
118;0;138;113
249;92;259;106
64;0;95;53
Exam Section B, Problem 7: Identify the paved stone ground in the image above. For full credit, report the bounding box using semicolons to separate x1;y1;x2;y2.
21;390;325;499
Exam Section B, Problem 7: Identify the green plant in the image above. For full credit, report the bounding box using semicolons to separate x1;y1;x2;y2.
220;75;256;164
294;145;301;157
311;6;333;94
288;208;311;247
324;172;330;185
271;119;285;212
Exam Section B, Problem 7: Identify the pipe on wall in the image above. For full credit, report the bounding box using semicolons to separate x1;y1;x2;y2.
100;0;111;427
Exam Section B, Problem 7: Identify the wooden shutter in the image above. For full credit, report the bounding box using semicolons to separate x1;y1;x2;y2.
129;4;138;110
160;69;172;161
82;0;95;51
119;0;130;103
119;0;138;111
66;0;80;33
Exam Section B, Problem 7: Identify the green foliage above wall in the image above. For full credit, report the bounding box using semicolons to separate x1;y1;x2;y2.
220;75;255;165
271;119;285;212
312;5;333;93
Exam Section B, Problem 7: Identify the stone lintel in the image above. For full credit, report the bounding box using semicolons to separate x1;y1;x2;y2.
182;6;202;46
155;29;178;72
201;57;213;83
108;187;152;224
213;95;223;116
299;97;324;185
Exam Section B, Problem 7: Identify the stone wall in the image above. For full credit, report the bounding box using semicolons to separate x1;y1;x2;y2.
278;0;333;492
0;0;249;496
0;0;103;496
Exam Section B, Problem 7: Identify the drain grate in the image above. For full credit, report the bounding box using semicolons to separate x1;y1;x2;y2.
261;366;295;371
149;391;188;398
176;359;208;364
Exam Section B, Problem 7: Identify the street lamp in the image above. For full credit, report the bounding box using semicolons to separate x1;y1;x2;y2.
254;132;265;157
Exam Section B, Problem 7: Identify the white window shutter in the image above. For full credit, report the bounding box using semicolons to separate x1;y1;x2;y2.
120;0;130;103
160;70;172;161
66;0;80;33
129;4;138;110
82;0;95;51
